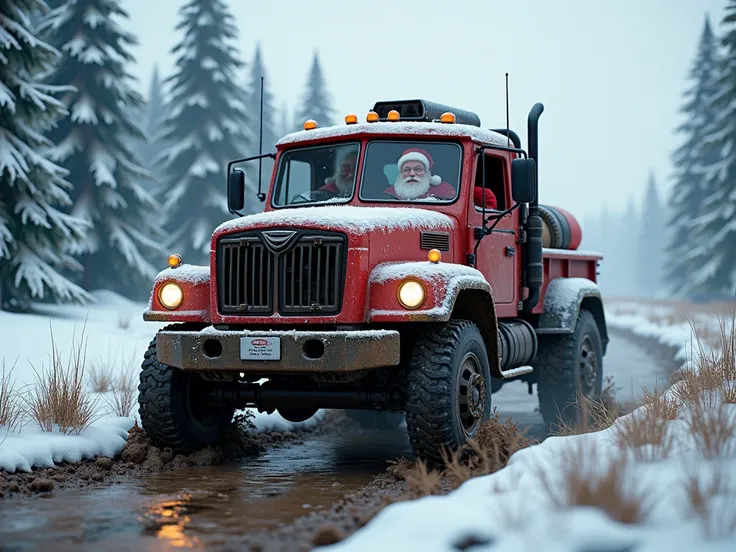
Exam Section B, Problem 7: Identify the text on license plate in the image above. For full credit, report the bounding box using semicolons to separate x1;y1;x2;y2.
240;337;281;360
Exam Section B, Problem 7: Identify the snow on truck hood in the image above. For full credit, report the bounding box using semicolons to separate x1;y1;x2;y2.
214;205;456;235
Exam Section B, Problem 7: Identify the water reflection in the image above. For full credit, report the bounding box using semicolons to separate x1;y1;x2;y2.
0;429;412;550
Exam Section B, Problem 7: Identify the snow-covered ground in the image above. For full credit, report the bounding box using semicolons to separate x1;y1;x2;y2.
323;300;736;551
0;290;323;473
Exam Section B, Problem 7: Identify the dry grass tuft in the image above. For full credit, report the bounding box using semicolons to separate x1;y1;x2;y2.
539;440;650;525
24;323;100;434
551;379;623;437
88;361;113;393
614;389;677;462
403;459;443;498
441;409;536;490
0;357;24;431
105;359;138;418
683;464;736;539
687;399;736;460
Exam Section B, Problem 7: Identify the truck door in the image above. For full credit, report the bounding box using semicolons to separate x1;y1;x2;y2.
468;152;518;305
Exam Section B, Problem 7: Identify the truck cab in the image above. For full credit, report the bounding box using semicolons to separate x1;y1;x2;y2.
140;99;608;465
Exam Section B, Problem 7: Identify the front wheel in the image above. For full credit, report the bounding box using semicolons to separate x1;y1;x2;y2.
405;320;492;466
138;334;235;453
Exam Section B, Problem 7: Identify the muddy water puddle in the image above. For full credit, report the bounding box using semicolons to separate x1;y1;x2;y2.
0;429;413;551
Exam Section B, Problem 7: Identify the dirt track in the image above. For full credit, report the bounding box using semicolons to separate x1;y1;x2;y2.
0;330;681;551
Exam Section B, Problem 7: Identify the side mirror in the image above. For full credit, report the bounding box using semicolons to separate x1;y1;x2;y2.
228;169;245;212
511;158;536;203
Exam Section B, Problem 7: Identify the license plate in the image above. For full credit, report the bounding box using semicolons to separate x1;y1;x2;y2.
240;336;281;360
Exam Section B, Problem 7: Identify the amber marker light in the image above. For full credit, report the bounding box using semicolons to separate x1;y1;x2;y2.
428;249;442;263
345;113;358;124
168;253;182;268
440;112;456;124
303;119;318;130
366;111;379;123
387;109;400;122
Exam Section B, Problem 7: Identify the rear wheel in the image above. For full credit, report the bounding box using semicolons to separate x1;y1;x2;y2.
536;309;603;430
405;320;492;466
138;331;234;452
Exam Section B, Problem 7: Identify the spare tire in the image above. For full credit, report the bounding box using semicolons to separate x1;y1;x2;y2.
539;205;582;250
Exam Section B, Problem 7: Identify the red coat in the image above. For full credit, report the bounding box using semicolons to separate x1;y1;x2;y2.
474;187;498;210
383;181;457;200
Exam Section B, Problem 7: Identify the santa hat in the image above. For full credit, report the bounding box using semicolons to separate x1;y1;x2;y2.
397;148;442;186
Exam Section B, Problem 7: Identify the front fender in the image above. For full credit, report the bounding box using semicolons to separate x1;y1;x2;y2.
367;261;492;322
143;264;211;323
536;277;608;352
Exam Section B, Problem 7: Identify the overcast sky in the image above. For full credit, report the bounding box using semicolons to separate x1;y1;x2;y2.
121;0;729;220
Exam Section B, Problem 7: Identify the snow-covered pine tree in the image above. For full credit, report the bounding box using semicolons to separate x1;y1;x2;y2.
293;52;334;131
638;171;667;297
40;0;166;299
279;102;291;141
157;0;252;264
139;65;168;194
690;2;736;299
666;16;722;298
244;43;276;214
0;0;91;312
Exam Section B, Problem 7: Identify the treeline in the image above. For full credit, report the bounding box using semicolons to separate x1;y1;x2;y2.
1;1;734;311
0;0;336;310
581;4;736;302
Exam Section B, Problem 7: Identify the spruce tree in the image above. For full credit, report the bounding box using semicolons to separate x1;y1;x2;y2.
666;16;722;297
639;171;667;297
41;0;165;299
244;43;276;213
691;2;736;298
140;65;167;193
158;0;252;264
294;52;334;131
279;102;291;140
0;0;91;312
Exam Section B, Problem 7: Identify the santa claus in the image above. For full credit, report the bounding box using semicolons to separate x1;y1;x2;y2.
384;147;498;208
384;148;456;201
319;150;358;196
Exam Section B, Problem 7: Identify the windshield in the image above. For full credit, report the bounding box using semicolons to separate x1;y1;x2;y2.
359;141;461;203
272;143;359;207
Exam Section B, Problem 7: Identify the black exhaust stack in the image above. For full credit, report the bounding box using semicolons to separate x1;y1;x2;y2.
523;103;544;312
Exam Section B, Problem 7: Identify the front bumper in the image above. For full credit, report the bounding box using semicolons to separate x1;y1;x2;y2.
155;328;401;373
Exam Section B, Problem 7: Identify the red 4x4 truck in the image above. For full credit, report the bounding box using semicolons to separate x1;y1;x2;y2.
139;99;607;465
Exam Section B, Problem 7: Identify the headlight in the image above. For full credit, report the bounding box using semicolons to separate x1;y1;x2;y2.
158;282;183;310
397;280;425;309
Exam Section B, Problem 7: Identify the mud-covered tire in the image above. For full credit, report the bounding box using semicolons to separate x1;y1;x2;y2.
347;410;405;431
138;329;234;453
405;320;492;466
536;309;603;430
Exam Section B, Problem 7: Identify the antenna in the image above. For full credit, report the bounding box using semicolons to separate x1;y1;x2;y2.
257;76;266;201
505;73;510;148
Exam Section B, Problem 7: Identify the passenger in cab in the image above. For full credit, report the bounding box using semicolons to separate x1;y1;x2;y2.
319;150;357;197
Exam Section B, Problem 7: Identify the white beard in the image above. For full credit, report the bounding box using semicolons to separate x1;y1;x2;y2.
393;174;431;199
334;175;352;193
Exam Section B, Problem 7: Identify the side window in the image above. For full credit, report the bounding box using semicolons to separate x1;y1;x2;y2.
474;154;507;211
275;159;312;204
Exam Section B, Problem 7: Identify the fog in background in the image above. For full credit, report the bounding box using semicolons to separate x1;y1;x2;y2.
123;0;727;219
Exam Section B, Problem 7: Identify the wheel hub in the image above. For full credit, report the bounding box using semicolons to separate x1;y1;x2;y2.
467;373;484;418
578;336;598;397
